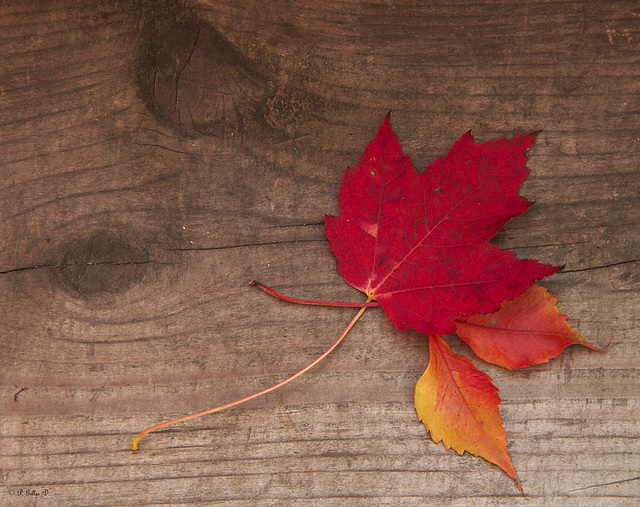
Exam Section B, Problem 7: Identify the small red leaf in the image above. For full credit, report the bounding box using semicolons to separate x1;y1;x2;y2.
455;283;603;369
415;334;522;491
326;114;559;335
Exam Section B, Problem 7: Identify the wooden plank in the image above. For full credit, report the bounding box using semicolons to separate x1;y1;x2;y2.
1;0;638;505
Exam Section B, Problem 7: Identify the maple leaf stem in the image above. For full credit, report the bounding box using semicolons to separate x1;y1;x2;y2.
249;280;380;307
131;303;370;451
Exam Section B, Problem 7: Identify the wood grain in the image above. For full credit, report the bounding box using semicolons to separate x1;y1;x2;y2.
1;0;638;505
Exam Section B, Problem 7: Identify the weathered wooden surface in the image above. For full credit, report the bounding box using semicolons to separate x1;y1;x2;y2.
1;0;638;505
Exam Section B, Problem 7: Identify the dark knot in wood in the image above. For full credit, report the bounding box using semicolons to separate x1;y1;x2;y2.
56;230;149;298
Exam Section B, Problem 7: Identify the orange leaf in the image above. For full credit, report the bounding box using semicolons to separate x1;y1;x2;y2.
455;283;602;370
415;334;522;492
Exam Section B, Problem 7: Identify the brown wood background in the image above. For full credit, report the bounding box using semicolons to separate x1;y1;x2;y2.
1;1;639;505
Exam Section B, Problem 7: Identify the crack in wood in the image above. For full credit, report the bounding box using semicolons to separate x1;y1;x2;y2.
561;259;640;273
565;475;640;494
509;240;589;250
0;260;166;276
174;24;201;114
267;222;325;228
169;238;326;251
132;142;195;155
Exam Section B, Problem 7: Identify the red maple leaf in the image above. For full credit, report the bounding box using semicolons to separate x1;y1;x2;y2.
325;114;559;335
